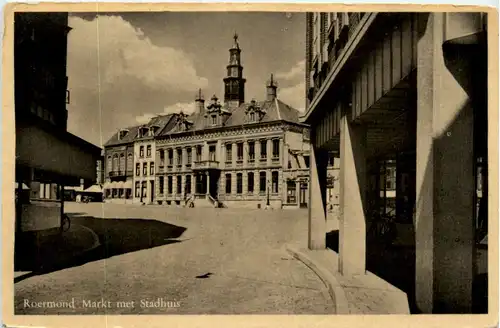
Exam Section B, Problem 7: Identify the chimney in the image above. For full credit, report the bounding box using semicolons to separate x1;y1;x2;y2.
266;74;278;101
195;89;205;114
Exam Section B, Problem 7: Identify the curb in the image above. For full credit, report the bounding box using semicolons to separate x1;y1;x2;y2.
77;224;101;252
286;245;350;314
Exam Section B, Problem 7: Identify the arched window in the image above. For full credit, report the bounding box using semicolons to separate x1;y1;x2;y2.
119;153;125;173
127;153;133;172
112;155;118;172
107;156;112;173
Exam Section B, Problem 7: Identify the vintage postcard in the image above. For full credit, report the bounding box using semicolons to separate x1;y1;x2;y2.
2;3;498;328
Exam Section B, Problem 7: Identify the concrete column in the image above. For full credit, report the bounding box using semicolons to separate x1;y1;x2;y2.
173;148;179;171
181;174;186;196
308;143;328;250
256;140;261;162
232;142;237;165
172;175;177;195
203;142;208;161
267;139;272;166
206;171;210;195
338;116;367;275
279;138;284;164
243;141;248;165
415;13;475;313
243;170;248;194
254;170;259;195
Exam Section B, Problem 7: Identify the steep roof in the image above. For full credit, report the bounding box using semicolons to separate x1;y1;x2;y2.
159;97;303;137
104;114;177;147
104;125;141;147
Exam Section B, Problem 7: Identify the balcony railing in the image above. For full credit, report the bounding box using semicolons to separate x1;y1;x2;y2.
193;160;220;170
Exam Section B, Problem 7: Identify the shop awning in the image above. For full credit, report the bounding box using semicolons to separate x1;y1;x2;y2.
123;180;132;189
83;184;103;193
115;181;124;188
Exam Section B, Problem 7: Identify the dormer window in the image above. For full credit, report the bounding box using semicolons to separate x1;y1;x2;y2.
176;111;193;131
205;94;228;127
149;125;160;136
245;99;266;122
138;126;149;138
118;129;129;140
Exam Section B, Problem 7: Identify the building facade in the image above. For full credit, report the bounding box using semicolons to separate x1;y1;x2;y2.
153;35;311;209
103;114;178;204
304;12;488;313
15;13;101;239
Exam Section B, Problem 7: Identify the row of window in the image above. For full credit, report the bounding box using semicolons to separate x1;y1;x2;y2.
157;175;192;195
139;145;153;158
159;147;197;166
136;162;155;176
225;139;280;162
225;171;279;194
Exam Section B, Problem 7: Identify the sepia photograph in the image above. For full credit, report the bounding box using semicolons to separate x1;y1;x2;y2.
4;5;497;325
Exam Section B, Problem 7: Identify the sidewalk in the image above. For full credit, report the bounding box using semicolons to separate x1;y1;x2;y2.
15;223;100;276
287;216;410;314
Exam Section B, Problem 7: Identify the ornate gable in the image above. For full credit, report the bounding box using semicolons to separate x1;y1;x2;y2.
205;95;231;127
176;111;193;131
245;99;266;122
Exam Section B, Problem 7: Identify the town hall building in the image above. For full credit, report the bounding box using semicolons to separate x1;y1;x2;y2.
103;34;317;209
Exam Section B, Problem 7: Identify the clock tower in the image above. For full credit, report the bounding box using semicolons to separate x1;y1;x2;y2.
223;33;246;110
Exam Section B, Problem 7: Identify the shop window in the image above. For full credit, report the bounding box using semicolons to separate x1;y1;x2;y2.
272;139;280;159
225;174;232;194
260;140;267;159
237;173;243;194
259;171;266;193
186;175;192;194
159;176;164;194
176;175;182;194
248;142;255;160
287;180;296;203
168;176;173;194
226;144;232;162
272;171;279;193
248;172;254;193
237;143;243;161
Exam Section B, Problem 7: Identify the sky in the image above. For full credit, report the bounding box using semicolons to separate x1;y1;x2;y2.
66;12;306;147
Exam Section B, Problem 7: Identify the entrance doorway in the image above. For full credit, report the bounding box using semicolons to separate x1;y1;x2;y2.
299;182;308;208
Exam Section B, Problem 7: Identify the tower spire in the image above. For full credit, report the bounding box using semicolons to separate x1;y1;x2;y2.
223;33;246;109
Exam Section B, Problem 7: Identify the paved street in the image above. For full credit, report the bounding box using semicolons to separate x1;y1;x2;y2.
15;203;335;314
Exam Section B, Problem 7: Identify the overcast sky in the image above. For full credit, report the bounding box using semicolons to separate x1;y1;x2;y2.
66;12;306;147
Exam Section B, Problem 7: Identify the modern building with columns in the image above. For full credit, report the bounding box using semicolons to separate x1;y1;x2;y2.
154;35;312;209
304;12;489;313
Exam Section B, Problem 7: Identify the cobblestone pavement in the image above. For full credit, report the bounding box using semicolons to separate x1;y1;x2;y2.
15;203;335;314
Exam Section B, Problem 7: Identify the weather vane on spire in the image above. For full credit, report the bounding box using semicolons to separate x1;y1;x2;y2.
232;32;239;49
